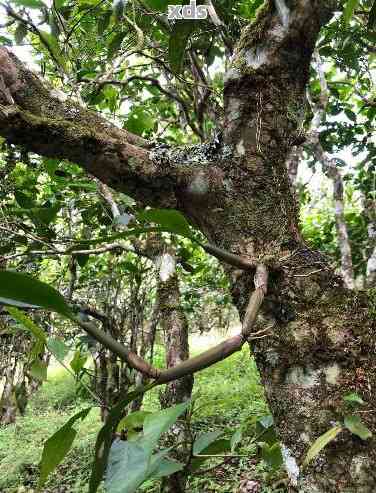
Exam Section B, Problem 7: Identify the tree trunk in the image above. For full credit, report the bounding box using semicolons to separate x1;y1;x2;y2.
157;249;193;493
364;196;376;287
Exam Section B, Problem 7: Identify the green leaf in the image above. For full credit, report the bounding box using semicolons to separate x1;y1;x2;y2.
98;10;112;34
108;31;127;59
30;339;45;359
343;0;360;24
344;415;372;440
168;20;195;74
116;410;151;434
0;271;73;318
143;401;189;448
89;387;152;493
230;428;242;452
15;191;34;208
190;438;231;471
150;457;184;479
31;204;61;225
105;440;184;491
255;415;277;445
123;107;154;136
6;306;47;344
29;359;48;381
38;408;91;487
14;0;45;8
48;337;70;361
70;350;87;374
193;430;223;455
261;442;283;470
76;254;89;268
105;440;150;493
368;0;376;29
303;426;343;467
343;392;365;406
137;209;193;238
143;0;170;12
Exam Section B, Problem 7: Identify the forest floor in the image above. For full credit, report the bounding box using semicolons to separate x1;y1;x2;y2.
0;333;288;493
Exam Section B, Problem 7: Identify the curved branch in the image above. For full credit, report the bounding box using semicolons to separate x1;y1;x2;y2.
74;265;267;385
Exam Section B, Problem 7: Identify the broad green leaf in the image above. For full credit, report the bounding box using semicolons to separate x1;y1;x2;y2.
14;0;45;7
116;410;151;434
7;306;47;344
30;339;45;359
137;209;193;238
193;430;223;455
15;191;34;208
344;415;372;440
106;441;183;491
105;440;150;493
98;10;113;34
30;204;61;225
76;254;89;268
168;20;195;74
261;442;283;470
39;408;91;487
89;387;152;493
190;438;231;471
68;180;98;191
230;428;242;452
143;401;189;448
108;31;127;59
343;392;365;406
70;350;87;374
0;297;40;309
143;0;170;12
0;35;13;45
303;426;343;467
29;359;48;381
368;0;376;29
149;457;184;479
48;337;70;361
255;415;277;445
123;107;154;136
54;0;66;8
343;0;360;24
0;271;73;318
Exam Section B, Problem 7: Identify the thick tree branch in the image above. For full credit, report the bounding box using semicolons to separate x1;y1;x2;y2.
0;47;184;207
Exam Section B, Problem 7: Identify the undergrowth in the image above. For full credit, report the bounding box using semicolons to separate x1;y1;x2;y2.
0;347;286;493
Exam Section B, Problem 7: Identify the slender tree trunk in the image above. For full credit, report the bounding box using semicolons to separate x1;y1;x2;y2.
306;52;355;289
364;196;376;287
157;250;193;493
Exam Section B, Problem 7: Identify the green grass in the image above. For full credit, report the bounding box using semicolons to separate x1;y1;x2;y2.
0;348;285;493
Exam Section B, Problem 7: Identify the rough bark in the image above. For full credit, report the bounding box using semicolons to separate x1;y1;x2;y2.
157;249;193;493
1;2;376;491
